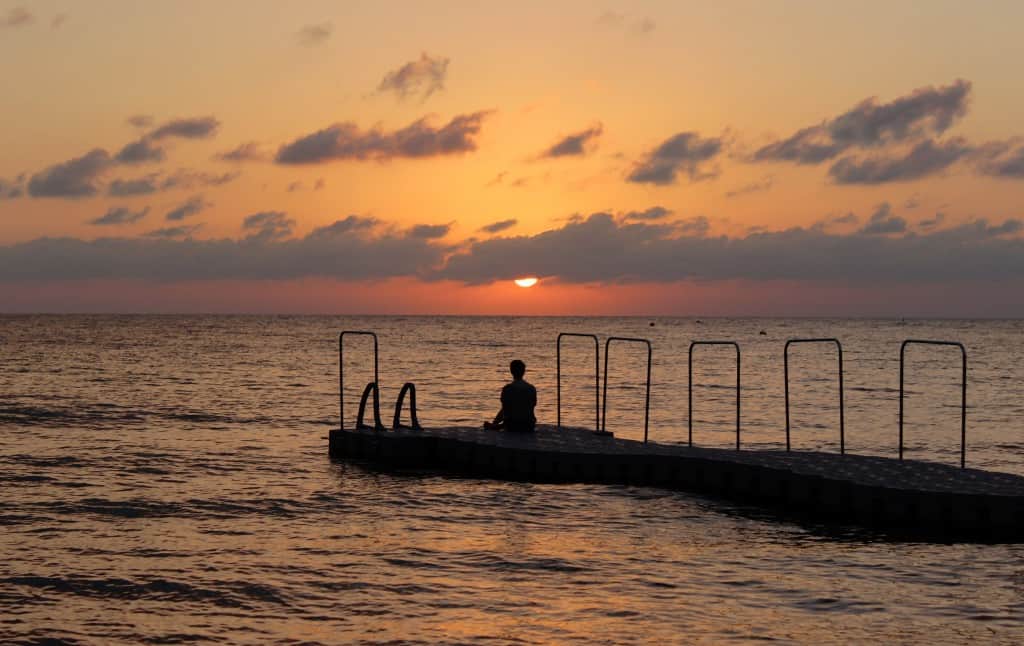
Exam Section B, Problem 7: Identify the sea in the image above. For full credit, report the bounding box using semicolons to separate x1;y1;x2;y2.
2;315;1024;644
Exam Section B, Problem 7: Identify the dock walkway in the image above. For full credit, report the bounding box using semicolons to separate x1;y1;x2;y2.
329;424;1024;540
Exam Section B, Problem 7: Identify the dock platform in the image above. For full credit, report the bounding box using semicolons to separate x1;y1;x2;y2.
329;425;1024;540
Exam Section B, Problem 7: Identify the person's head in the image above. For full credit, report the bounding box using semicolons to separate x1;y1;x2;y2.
509;359;526;380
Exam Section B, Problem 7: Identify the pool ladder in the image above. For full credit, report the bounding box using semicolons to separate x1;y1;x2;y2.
339;331;421;431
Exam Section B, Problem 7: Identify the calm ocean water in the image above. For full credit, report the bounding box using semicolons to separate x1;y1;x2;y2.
2;315;1024;644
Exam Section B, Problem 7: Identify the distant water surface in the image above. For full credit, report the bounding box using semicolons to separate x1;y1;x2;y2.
2;315;1023;643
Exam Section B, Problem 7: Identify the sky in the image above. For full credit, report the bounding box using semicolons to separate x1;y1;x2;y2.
1;0;1023;316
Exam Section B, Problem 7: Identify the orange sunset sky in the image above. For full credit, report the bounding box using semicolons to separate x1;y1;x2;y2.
1;1;1023;315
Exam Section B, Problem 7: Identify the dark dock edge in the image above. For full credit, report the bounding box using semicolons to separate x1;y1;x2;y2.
329;427;1024;542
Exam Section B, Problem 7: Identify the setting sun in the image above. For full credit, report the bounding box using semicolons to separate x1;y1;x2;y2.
514;277;539;288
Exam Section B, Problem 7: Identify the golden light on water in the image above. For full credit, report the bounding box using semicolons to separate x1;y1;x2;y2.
514;277;539;288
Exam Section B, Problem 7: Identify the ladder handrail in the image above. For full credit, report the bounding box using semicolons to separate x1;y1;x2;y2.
556;332;600;432
601;337;652;442
899;339;967;468
688;341;741;450
393;382;423;430
356;382;386;430
339;331;379;431
784;338;845;454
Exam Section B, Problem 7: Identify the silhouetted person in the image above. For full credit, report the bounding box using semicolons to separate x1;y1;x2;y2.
483;359;536;432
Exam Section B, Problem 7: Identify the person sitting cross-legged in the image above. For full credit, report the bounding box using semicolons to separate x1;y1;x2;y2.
483;359;536;433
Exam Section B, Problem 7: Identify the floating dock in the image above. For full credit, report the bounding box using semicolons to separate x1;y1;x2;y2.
329;424;1024;541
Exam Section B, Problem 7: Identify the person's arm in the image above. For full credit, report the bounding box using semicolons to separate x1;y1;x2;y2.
485;385;509;428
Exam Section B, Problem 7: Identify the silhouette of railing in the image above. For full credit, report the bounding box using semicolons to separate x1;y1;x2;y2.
339;331;380;431
784;338;845;454
557;332;600;433
899;339;967;468
688;341;741;450
393;382;422;430
602;337;652;442
356;382;385;430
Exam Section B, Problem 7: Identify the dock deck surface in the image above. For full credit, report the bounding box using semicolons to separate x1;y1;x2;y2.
329;424;1024;539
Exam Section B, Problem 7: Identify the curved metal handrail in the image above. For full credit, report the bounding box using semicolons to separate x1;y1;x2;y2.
899;339;967;468
556;332;600;432
356;382;386;430
339;331;379;430
784;338;845;454
392;382;423;430
688;341;741;450
601;337;652;442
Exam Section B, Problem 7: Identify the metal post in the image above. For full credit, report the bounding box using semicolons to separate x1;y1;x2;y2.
899;339;968;468
688;341;741;450
556;333;600;432
339;331;379;430
784;338;845;454
602;337;653;442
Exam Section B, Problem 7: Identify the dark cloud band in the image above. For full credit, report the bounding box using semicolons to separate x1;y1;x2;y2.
275;111;489;164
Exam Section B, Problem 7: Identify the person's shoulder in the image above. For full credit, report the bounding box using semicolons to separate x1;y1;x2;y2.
522;380;536;391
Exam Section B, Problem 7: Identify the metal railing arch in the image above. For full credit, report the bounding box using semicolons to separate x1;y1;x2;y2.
784;338;845;454
556;332;600;433
601;337;652;442
899;339;967;468
688;341;741;450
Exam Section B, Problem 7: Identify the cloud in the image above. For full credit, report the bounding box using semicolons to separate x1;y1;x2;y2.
115;137;165;164
106;170;236;196
50;13;66;29
286;181;303;193
754;79;971;164
164;195;210;221
918;212;945;230
160;169;239;190
1;6;32;28
407;223;451;239
829;138;972;184
0;216;442;282
479;219;517;234
144;225;202;239
955;218;1022;238
27;149;113;198
435;211;1024;285
108;175;159;196
242;211;295;242
314;178;326;190
675;216;710;237
148;116;220;140
2;212;1023;287
812;212;860;231
0;176;25;199
974;141;1024;179
596;12;656;35
486;171;508;187
215;142;268;162
622;206;672;221
309;215;380;238
724;176;774;198
126;115;154;129
627;132;723;185
540;123;603;158
858;203;907;235
296;22;332;46
275;111;489;164
377;52;449;101
90;206;149;226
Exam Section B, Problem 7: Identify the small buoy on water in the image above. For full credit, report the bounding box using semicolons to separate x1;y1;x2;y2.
649;321;655;327
759;329;767;335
